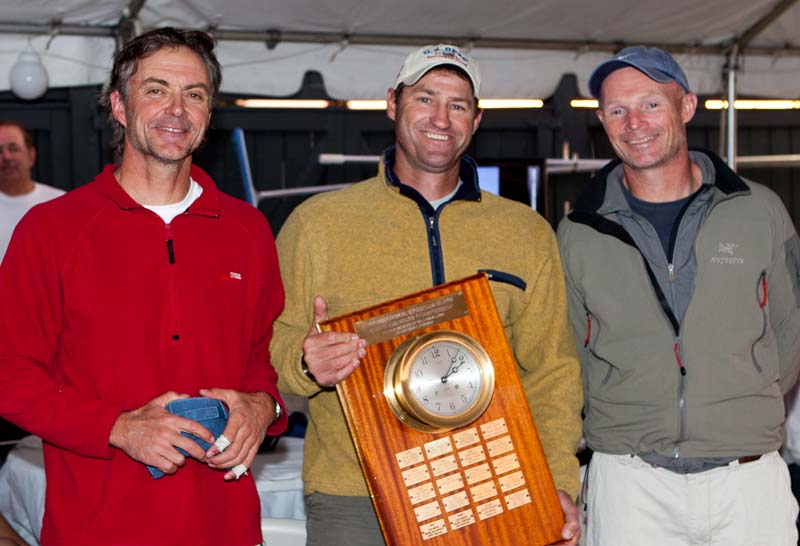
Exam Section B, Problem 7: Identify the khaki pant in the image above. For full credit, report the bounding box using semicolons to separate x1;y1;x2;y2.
583;451;798;546
305;493;386;546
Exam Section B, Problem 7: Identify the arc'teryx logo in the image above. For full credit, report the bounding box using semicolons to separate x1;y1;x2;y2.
710;242;744;264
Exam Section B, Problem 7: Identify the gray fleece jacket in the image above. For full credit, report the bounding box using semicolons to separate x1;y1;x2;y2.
558;149;800;466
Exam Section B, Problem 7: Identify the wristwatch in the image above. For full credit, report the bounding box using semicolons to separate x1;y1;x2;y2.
273;396;283;421
301;356;317;383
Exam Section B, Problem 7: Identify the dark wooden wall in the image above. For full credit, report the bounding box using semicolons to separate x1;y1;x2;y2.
2;76;797;237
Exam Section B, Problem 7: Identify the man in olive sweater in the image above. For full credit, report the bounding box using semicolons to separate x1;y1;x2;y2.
271;44;583;546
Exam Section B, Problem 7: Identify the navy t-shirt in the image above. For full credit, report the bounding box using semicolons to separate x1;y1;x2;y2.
622;185;694;258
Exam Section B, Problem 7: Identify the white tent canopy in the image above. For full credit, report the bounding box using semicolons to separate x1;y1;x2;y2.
0;0;799;100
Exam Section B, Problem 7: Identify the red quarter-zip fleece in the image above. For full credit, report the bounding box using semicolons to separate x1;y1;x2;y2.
0;164;286;546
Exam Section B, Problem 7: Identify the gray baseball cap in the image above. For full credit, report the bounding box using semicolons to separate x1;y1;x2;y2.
589;46;690;98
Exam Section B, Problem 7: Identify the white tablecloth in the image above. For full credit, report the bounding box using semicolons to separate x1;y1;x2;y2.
0;435;305;545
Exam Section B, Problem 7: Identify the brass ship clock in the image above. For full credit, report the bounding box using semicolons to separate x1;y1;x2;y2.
383;329;495;433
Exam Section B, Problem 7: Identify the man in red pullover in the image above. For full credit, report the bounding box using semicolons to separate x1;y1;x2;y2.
0;28;286;546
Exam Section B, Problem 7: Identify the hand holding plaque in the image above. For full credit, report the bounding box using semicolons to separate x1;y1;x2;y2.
302;295;366;387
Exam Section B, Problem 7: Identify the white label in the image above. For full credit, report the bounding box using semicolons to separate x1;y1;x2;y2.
505;488;532;510
430;455;458;477
470;480;498;502
486;435;514;457
492;453;520;475
476;498;504;521
414;500;442;523
453;427;480;449
402;465;431;487
464;463;492;486
396;446;425;469
458;445;487;467
480;418;508;439
419;519;448;540
436;473;465;495
441;490;470;513
425;437;454;459
448;508;476;530
408;482;437;505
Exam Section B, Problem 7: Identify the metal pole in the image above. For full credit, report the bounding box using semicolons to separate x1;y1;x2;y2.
726;44;738;170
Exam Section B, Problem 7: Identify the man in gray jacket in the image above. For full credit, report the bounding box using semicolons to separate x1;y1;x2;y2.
558;46;800;545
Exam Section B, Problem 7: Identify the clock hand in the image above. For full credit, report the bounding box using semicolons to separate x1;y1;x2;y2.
441;361;464;383
441;348;462;383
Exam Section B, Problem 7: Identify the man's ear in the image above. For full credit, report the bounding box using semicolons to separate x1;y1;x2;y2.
110;90;127;128
681;92;698;124
27;146;36;169
386;87;398;122
472;107;483;135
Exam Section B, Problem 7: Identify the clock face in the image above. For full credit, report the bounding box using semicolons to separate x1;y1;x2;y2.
408;339;482;417
383;330;495;433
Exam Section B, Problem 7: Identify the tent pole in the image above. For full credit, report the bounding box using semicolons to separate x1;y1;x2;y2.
725;44;739;170
718;96;727;159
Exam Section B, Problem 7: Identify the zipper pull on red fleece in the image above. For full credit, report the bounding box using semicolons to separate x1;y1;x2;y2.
164;224;179;340
165;224;176;264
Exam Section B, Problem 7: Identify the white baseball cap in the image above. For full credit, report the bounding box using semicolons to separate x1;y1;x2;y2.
395;44;481;98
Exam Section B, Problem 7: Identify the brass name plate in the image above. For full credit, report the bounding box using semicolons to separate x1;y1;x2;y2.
354;291;468;346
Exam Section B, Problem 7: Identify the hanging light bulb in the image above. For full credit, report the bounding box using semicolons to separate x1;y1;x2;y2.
10;50;49;100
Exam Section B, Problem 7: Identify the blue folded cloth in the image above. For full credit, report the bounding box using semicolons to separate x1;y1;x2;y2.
147;397;229;479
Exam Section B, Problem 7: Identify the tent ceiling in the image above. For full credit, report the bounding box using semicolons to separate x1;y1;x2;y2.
0;0;798;99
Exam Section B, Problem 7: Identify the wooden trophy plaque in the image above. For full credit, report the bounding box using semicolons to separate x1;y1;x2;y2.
317;273;564;545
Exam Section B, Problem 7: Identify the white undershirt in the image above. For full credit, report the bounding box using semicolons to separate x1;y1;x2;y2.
0;182;64;261
428;179;463;210
142;178;203;224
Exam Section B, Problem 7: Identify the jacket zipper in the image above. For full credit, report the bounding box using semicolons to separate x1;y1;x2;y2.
165;224;180;341
750;270;768;373
613;232;685;455
673;336;687;456
584;311;615;384
665;186;749;456
424;211;446;285
584;313;592;347
665;256;687;456
663;190;704;458
666;260;686;455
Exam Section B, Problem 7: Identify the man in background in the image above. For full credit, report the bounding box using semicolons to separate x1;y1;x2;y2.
0;121;63;262
0;121;63;479
558;46;800;545
0;28;286;546
271;44;582;546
